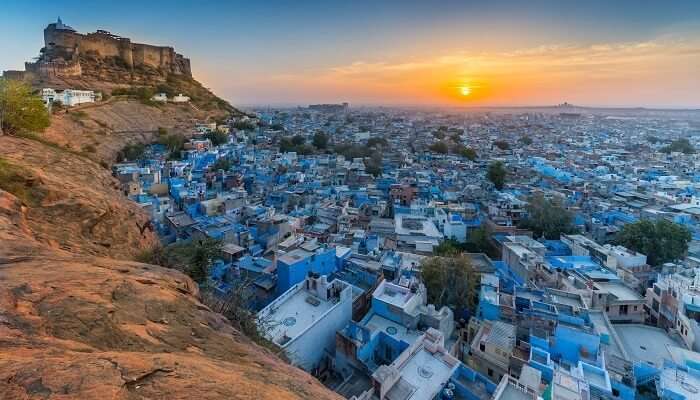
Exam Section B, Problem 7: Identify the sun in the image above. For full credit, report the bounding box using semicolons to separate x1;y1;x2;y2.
459;86;471;96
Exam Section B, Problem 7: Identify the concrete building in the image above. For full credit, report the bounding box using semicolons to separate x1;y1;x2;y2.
257;274;355;372
41;88;97;107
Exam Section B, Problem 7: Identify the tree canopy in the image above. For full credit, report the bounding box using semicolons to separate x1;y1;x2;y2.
421;255;479;314
660;138;695;154
518;194;577;239
487;161;507;190
312;131;329;149
0;78;50;135
205;130;230;146
518;136;533;145
493;140;510;150
615;219;691;266
457;146;477;161
429;141;449;154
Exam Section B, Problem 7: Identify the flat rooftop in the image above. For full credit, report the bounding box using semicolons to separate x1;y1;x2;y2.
373;281;416;309
263;286;336;346
595;281;642;301
613;324;680;368
390;348;455;400
364;313;421;345
497;384;535;400
277;248;312;265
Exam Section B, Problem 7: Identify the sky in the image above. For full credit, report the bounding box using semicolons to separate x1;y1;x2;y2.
1;1;700;108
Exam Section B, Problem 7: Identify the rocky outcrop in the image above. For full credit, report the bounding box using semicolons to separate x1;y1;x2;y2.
0;203;339;399
0;142;340;399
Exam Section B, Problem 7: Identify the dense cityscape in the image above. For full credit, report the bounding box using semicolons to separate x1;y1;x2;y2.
114;103;700;400
3;3;700;400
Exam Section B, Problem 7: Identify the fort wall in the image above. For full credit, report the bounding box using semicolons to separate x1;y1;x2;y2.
41;22;191;77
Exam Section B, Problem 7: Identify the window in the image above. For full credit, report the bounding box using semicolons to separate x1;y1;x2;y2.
633;305;637;311
606;307;610;313
619;305;628;315
488;368;494;377
480;343;486;352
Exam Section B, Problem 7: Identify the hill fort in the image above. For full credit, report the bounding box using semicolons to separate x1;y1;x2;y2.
4;17;191;81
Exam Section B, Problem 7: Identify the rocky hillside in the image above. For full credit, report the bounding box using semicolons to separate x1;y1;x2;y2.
44;99;211;164
0;190;340;399
0;78;340;399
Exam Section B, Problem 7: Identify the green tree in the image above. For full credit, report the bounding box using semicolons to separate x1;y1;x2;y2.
661;138;695;154
487;161;507;190
364;151;382;177
158;133;186;155
429;141;449;154
434;239;463;256
0;78;50;135
518;193;577;239
458;146;477;161
117;143;146;162
615;219;691;266
465;227;493;255
138;237;222;283
312;131;329;149
291;135;305;146
210;157;231;171
367;137;389;148
205;130;229;146
420;255;479;313
493;140;510;150
519;136;533;145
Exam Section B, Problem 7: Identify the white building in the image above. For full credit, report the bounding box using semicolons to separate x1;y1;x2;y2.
42;88;97;107
257;274;355;371
394;214;443;252
369;329;461;400
172;93;190;103
151;93;168;102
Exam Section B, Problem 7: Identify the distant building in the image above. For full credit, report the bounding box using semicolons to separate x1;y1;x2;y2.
151;93;168;102
308;102;349;112
172;93;190;103
41;88;96;107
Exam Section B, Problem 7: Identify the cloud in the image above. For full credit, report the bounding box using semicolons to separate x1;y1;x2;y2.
252;36;700;106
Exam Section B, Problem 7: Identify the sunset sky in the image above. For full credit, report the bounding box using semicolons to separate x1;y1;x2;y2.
2;1;700;108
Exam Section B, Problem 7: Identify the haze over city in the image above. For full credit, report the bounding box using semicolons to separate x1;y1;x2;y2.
3;0;700;108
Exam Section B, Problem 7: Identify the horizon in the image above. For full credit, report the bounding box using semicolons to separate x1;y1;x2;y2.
2;1;700;108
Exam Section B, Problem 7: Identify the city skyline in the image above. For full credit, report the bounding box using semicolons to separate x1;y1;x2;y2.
2;0;700;108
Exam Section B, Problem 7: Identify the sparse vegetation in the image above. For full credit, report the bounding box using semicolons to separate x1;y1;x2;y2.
0;157;46;206
0;78;50;135
137;237;223;284
116;142;146;162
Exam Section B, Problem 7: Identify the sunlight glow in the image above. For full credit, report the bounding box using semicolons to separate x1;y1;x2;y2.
459;86;471;96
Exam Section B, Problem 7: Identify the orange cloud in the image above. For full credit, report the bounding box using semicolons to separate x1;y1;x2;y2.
265;37;700;106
